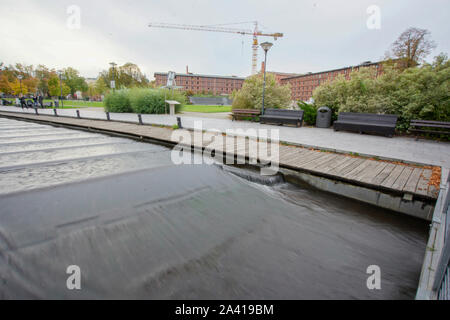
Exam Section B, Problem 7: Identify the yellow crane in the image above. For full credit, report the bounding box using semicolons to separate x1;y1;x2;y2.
148;21;283;75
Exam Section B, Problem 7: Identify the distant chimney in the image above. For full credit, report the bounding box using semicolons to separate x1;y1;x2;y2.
186;65;189;74
261;61;265;73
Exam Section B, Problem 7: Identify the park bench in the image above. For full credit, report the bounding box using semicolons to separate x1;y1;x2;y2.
259;108;304;127
43;102;53;108
408;119;450;138
333;112;398;137
232;109;261;121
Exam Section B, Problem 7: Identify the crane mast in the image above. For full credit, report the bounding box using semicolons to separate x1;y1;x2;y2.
148;21;283;75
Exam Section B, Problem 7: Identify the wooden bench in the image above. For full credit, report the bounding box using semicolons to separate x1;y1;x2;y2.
232;109;261;121
259;108;304;127
409;119;450;138
43;102;53;108
333;112;398;137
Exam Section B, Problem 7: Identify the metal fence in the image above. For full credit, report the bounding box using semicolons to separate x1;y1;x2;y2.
432;172;450;299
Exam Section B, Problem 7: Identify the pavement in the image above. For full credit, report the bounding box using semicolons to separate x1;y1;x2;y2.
1;105;449;169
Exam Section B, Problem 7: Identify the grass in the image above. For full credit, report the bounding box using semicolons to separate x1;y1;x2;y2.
179;105;232;113
3;98;104;108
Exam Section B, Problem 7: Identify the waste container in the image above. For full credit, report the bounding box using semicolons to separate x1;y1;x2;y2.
316;106;331;128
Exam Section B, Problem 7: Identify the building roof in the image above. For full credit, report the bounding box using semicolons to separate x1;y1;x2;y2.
154;72;245;80
280;61;382;81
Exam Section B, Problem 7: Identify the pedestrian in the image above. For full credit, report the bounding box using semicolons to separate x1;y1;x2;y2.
38;94;44;108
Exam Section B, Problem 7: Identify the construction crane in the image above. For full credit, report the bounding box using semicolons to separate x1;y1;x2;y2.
148;21;283;75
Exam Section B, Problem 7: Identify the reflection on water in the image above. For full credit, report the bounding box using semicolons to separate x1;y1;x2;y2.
0;118;428;299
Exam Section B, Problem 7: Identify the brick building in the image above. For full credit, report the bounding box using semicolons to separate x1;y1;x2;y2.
154;72;245;95
280;61;384;102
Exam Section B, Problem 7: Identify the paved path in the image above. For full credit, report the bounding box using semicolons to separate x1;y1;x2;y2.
2;106;449;169
0;110;440;200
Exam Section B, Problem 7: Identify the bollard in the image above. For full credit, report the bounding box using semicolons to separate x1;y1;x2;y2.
76;110;80;118
34;108;38;115
138;114;143;125
53;108;58;116
177;117;183;129
106;112;110;121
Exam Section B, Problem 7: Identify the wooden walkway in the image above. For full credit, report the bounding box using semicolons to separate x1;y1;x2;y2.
0;111;440;199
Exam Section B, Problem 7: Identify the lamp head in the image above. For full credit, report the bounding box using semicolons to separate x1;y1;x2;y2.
260;42;273;52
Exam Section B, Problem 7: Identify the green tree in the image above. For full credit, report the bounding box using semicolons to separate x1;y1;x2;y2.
231;73;291;109
63;67;88;94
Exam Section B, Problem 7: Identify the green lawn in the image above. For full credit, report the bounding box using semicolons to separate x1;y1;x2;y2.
180;105;232;113
3;98;104;108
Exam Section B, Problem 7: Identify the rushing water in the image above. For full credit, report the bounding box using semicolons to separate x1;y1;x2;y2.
0;118;428;299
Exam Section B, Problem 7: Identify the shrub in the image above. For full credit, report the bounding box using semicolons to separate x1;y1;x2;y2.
104;89;132;113
232;73;291;109
104;88;186;114
312;54;450;131
297;101;317;125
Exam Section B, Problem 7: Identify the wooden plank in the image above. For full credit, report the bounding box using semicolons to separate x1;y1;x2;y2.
371;163;396;185
303;153;338;170
321;155;352;173
308;154;340;171
380;165;405;188
280;148;310;163
391;166;414;190
325;157;359;175
357;161;388;183
284;150;323;167
343;159;373;179
416;169;432;196
403;167;423;193
335;158;365;176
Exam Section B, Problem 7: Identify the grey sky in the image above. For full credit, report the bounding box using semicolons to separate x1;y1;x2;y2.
1;0;449;79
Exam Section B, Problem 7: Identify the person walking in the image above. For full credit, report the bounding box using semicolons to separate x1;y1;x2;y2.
38;94;44;108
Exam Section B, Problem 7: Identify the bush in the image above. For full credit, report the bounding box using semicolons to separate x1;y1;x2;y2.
104;88;186;114
297;101;317;125
232;73;291;109
312;54;450;131
104;89;132;113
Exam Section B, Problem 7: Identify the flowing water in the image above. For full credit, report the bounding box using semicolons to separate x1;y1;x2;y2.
0;118;428;299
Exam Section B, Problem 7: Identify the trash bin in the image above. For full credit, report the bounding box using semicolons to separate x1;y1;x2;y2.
316;106;331;128
54;100;59;107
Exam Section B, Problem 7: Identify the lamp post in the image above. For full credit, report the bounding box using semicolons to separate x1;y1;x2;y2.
57;70;65;108
260;41;273;116
17;75;23;96
109;62;117;92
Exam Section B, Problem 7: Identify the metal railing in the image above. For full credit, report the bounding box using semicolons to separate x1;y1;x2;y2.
432;172;450;299
416;169;450;300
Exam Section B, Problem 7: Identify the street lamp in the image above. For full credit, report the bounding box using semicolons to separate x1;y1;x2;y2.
260;41;273;115
57;70;66;108
17;75;23;96
109;62;117;92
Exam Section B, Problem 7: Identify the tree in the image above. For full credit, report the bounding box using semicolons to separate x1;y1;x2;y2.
48;75;70;97
97;62;150;90
386;27;437;68
231;73;291;109
63;67;88;94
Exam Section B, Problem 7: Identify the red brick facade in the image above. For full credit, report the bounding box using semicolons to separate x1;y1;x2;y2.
154;72;245;95
280;61;384;102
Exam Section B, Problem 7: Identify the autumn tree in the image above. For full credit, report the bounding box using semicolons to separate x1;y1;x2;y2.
386;27;437;68
48;75;70;97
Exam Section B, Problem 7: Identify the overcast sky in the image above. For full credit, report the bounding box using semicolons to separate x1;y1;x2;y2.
1;0;449;79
